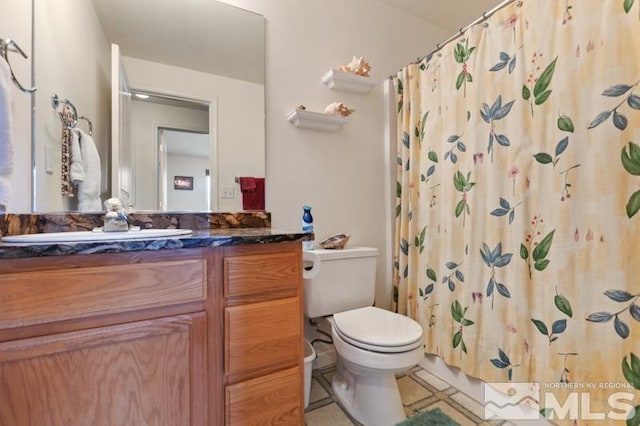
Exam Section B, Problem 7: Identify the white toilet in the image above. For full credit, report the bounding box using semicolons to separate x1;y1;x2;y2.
303;247;424;426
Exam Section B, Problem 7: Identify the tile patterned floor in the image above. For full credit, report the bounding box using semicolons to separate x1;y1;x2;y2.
305;364;514;426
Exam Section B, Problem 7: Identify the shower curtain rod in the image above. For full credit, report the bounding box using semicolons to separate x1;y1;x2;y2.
388;0;521;79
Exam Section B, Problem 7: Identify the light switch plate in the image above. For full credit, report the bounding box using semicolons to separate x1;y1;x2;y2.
221;186;234;199
45;145;55;174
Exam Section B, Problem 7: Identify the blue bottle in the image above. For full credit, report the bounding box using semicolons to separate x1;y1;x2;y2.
302;205;314;250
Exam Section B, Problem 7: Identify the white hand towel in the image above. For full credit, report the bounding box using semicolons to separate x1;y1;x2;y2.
0;57;14;212
70;129;85;186
75;129;102;211
0;177;10;212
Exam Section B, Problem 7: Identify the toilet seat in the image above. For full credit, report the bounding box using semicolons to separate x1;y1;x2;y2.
333;306;423;353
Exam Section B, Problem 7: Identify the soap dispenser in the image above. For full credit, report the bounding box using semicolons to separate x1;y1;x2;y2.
103;198;129;232
302;205;314;250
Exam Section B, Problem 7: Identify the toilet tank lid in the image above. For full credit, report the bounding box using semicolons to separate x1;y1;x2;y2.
309;246;378;260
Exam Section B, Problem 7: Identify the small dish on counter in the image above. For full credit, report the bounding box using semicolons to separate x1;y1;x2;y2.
319;233;350;249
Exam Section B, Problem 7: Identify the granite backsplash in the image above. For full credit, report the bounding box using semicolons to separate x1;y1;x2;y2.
0;211;271;237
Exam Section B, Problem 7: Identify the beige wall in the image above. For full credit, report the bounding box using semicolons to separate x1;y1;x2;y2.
33;0;111;212
1;0;32;212
219;0;450;308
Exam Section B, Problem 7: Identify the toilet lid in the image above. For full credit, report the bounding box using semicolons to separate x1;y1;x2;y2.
333;306;423;351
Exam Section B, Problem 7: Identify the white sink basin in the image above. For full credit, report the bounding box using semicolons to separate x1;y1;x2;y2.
1;229;193;244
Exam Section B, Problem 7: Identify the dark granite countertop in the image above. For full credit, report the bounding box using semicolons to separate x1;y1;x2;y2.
0;228;307;259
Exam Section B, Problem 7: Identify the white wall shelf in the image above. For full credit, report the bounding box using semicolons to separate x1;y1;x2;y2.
321;69;378;94
287;109;350;132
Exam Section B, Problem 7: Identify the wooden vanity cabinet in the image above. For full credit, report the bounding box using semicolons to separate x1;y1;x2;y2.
222;243;304;426
0;241;304;426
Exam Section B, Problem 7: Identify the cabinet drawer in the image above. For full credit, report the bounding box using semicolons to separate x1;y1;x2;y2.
223;252;300;297
225;366;302;426
224;297;301;375
0;259;207;330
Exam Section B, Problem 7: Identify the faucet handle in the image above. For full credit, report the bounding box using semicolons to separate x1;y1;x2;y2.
104;198;124;212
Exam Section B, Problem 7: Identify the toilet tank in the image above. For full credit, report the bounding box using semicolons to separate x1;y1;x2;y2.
303;246;378;318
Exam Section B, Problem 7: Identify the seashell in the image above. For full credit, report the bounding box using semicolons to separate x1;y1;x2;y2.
320;233;350;249
323;101;355;117
340;56;371;77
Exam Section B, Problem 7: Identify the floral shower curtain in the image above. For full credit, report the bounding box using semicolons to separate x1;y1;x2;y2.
393;0;640;423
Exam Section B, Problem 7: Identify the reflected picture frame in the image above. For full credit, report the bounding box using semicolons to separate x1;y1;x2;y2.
174;176;194;190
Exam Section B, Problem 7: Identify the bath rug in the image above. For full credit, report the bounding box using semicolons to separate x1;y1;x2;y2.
395;407;460;426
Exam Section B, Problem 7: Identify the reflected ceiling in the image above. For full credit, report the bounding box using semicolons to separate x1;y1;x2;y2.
91;0;264;84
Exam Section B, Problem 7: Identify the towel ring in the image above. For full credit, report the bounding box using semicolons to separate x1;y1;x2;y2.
78;116;93;136
51;93;78;130
0;38;37;94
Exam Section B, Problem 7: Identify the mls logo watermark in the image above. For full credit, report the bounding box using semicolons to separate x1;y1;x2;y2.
484;382;540;420
484;382;638;421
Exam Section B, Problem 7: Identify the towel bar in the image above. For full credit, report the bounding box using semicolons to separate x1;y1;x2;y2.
0;38;36;93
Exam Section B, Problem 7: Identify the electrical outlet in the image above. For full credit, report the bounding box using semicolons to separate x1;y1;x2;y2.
221;186;234;199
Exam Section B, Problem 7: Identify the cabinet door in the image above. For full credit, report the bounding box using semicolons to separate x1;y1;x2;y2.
226;367;301;426
0;313;207;426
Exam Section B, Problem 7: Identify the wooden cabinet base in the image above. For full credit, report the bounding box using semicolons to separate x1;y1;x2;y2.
0;242;303;426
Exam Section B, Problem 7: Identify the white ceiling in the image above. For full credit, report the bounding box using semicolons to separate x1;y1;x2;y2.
90;0;505;84
377;0;506;34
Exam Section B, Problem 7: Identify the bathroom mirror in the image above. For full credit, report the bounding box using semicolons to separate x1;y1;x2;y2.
32;0;265;212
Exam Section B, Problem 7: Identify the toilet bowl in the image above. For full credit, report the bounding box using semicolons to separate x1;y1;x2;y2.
329;306;424;425
303;248;424;425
